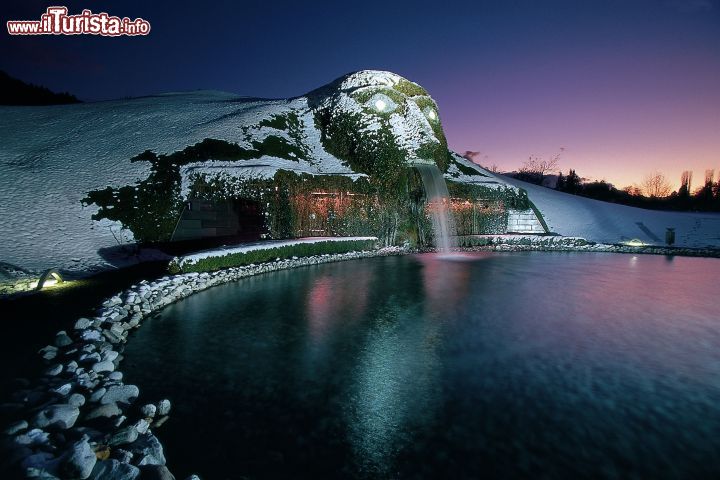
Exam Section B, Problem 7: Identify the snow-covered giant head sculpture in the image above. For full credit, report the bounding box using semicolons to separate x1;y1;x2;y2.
310;70;451;174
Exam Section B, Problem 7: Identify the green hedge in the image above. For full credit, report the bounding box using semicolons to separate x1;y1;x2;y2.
169;239;378;273
446;182;531;210
456;236;590;248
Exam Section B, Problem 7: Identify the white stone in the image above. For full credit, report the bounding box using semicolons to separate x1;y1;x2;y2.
87;459;140;480
45;364;63;376
101;385;140;405
81;330;103;342
133;433;166;466
85;402;122;420
74;318;93;330
68;393;86;407
92;361;115;373
140;404;156;418
109;425;139;446
53;383;73;396
33;404;79;430
39;345;58;360
156;399;171;416
62;439;96;479
134;418;150;435
15;428;50;447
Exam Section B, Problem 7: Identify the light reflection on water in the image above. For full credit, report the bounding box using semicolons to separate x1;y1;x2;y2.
346;299;443;477
122;252;720;479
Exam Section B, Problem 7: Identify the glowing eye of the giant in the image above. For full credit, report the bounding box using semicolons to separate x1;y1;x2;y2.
364;93;397;113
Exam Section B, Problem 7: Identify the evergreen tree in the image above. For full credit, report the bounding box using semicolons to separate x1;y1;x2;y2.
695;169;715;210
565;169;581;194
678;170;692;198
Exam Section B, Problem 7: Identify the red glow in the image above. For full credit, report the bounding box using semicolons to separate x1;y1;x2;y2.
305;269;371;343
290;190;373;237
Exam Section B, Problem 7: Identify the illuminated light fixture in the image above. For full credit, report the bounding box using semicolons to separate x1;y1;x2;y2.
427;110;437;120
35;268;63;290
625;239;645;247
374;99;387;111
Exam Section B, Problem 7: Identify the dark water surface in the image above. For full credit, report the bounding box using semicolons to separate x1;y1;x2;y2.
122;253;720;479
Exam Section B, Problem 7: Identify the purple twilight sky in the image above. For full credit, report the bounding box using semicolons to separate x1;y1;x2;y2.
1;0;718;189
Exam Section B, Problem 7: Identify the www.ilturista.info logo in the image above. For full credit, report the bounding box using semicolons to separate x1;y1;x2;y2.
7;6;151;36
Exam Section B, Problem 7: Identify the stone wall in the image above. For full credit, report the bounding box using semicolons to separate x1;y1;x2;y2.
506;209;546;234
172;199;264;242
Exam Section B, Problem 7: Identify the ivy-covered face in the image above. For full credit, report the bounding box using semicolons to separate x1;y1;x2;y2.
314;71;451;173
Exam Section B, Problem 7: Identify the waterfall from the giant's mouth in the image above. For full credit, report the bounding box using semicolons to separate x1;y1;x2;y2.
416;163;456;253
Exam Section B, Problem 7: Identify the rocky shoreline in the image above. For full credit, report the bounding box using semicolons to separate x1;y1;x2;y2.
4;237;719;298
465;242;720;258
1;247;403;480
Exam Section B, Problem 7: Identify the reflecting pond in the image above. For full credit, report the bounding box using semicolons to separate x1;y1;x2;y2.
123;252;720;479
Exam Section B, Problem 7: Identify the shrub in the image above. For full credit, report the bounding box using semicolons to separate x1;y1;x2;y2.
170;239;378;273
453;160;483;177
258;114;289;130
393;79;429;97
251;135;306;160
83;137;309;243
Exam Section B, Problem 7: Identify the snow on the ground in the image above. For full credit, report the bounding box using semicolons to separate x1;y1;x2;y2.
0;92;245;273
177;236;378;267
0;91;361;273
179;159;366;198
502;176;720;248
445;154;508;187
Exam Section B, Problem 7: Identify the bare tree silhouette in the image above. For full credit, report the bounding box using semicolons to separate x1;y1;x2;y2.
641;171;672;198
517;147;564;185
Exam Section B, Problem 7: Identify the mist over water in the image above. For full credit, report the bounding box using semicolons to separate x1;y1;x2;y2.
416;164;456;253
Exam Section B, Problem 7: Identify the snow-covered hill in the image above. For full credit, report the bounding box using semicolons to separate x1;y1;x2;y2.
1;70;718;275
503;176;720;248
1;91;268;273
0;71;502;273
